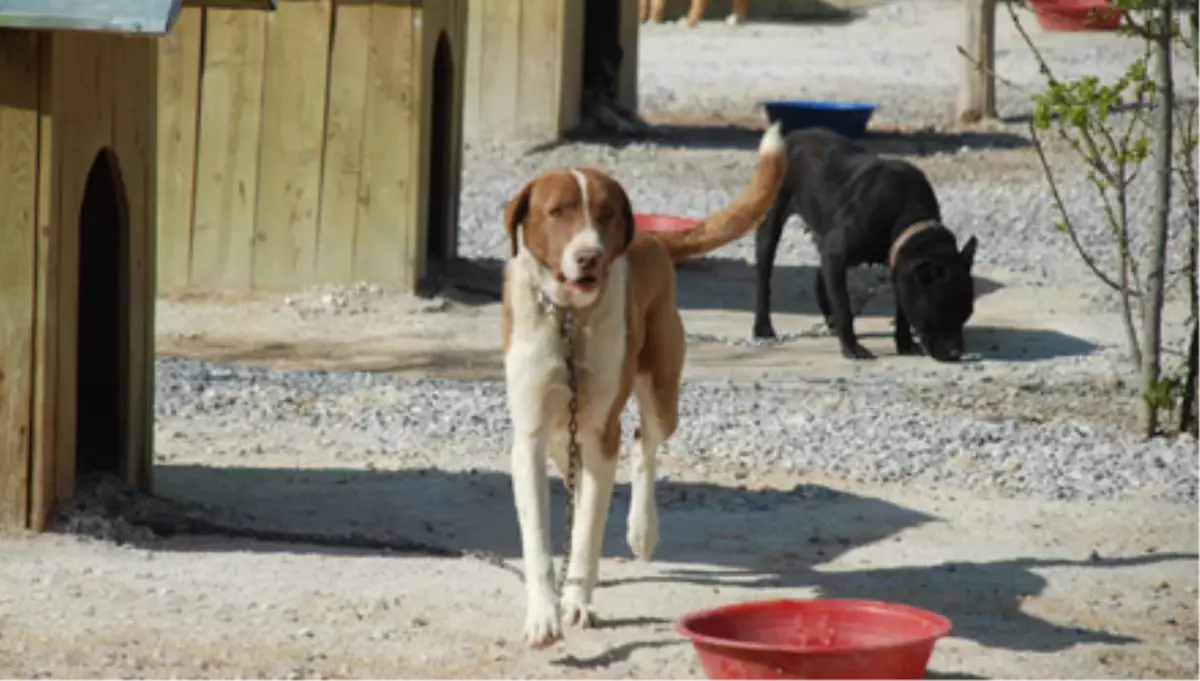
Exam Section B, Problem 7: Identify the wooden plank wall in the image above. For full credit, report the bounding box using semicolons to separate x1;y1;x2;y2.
462;0;638;143
0;31;41;529
464;0;566;141
157;0;456;294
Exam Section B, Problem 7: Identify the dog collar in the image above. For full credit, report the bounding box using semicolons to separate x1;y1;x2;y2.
534;287;565;317
888;219;941;269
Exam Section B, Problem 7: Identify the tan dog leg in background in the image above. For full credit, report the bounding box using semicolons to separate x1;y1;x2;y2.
684;0;708;25
728;0;749;24
649;0;667;22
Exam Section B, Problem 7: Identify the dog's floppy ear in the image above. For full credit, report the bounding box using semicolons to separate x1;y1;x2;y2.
503;180;536;258
612;180;636;254
960;236;978;271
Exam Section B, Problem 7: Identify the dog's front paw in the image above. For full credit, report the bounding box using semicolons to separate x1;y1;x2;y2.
725;12;743;25
627;506;659;561
752;321;777;339
561;587;598;629
524;595;563;648
896;338;925;356
841;342;875;360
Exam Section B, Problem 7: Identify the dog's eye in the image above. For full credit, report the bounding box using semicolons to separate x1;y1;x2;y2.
548;205;564;218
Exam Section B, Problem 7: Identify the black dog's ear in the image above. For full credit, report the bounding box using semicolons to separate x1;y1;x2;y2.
960;236;978;271
503;180;535;258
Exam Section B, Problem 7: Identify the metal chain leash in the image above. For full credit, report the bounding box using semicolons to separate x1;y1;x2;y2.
556;309;582;593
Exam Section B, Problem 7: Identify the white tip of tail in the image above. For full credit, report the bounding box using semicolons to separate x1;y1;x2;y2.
759;122;785;155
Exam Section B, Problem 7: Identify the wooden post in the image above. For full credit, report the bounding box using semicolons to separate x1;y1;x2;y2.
956;0;996;124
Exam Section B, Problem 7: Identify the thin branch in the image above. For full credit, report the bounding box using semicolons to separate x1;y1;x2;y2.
954;44;1031;92
1027;121;1127;292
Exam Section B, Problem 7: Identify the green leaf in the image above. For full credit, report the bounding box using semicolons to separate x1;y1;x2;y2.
1068;105;1089;128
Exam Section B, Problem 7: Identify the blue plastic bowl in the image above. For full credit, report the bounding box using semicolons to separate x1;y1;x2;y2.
761;99;877;139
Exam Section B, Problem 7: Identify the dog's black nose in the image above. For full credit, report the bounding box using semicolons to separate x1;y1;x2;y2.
575;249;601;271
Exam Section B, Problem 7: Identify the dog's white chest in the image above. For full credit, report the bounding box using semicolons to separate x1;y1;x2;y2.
504;259;628;434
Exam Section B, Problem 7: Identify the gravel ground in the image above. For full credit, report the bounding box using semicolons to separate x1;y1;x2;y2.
154;355;1198;505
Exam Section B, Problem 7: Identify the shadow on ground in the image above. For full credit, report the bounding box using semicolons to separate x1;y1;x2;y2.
61;465;1196;661
967;325;1103;361
646;1;867;27
531;119;1032;156
444;256;1007;317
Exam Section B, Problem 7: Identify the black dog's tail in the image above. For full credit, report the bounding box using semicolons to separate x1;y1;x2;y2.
651;123;787;262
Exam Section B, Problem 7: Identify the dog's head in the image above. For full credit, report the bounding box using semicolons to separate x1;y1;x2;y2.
504;167;635;310
895;234;978;363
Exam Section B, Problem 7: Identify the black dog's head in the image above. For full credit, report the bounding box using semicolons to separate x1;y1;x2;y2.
895;235;978;363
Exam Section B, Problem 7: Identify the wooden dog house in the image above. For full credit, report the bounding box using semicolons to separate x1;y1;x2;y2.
463;0;640;142
156;0;467;294
0;1;188;530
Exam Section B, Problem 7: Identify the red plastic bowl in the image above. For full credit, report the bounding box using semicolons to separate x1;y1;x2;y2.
1032;0;1122;31
634;213;698;233
675;598;953;680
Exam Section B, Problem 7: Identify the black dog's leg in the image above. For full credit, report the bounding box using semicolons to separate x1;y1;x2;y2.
822;254;874;360
814;268;834;331
893;293;923;356
752;197;789;339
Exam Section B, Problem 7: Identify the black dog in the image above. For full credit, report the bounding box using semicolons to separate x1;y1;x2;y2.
752;127;978;362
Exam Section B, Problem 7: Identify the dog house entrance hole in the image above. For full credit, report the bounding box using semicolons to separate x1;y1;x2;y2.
75;148;130;480
582;0;623;111
424;31;454;276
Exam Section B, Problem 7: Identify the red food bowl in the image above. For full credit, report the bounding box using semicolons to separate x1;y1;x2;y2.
1032;0;1122;31
634;212;717;270
675;598;953;680
634;212;698;233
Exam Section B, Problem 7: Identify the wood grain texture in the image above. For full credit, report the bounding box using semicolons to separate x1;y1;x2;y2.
354;1;415;286
465;0;521;139
0;32;40;528
517;0;558;138
112;36;156;492
155;6;203;292
316;0;370;284
30;33;58;531
251;0;332;290
50;34;116;504
190;9;265;290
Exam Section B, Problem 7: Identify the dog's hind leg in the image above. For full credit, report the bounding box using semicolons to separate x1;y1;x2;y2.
629;373;677;561
814;267;834;330
684;0;708;25
753;195;789;339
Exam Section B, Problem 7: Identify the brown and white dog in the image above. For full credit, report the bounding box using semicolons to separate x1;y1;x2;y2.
640;0;749;26
501;122;785;648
